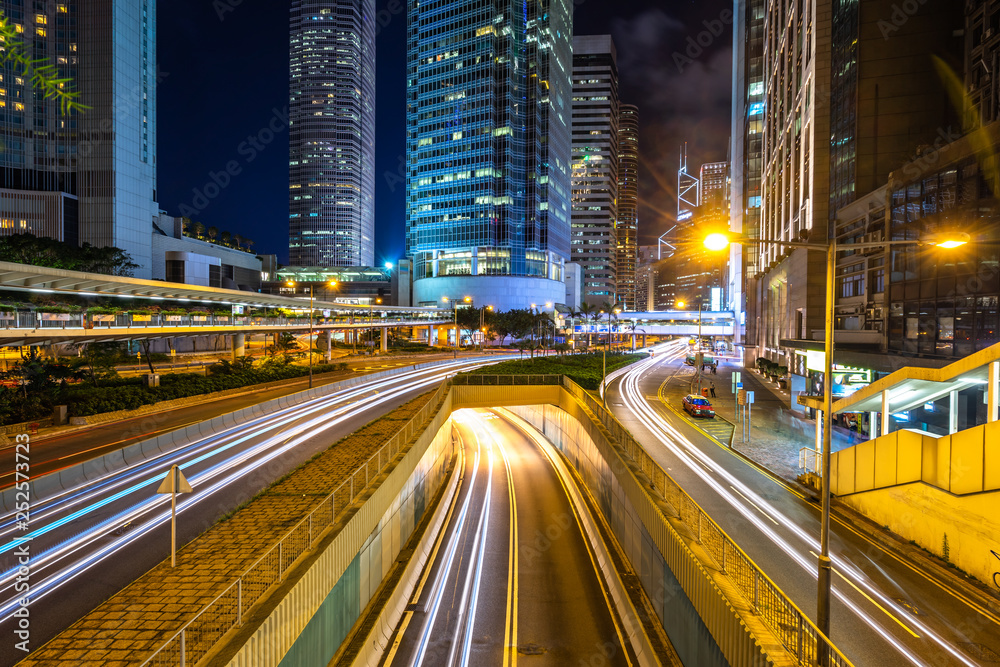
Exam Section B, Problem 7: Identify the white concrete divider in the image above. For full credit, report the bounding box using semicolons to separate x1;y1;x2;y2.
348;434;464;667
0;357;493;514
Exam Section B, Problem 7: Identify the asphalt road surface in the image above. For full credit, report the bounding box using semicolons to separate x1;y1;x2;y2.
385;408;635;667
0;354;463;491
0;357;499;667
608;342;1000;667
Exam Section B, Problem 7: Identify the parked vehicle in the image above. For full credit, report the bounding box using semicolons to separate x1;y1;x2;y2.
682;394;715;418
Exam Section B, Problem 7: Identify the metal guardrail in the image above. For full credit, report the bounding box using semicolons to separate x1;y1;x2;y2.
799;447;818;474
562;377;853;667
140;380;450;667
451;374;563;386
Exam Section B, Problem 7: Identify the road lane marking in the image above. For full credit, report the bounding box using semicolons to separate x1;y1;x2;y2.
493;421;519;667
729;485;779;526
809;550;921;639
497;409;634;667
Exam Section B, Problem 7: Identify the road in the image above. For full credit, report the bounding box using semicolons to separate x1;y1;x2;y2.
384;408;636;667
608;341;1000;667
0;357;501;667
0;355;458;491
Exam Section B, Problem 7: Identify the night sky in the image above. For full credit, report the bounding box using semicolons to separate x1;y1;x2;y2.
157;0;731;265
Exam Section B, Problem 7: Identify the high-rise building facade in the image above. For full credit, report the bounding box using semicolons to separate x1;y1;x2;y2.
289;0;376;268
748;0;961;405
571;35;619;308
730;0;765;347
405;0;573;310
617;104;639;311
0;0;158;276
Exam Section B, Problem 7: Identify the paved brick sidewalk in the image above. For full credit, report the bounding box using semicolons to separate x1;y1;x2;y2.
661;354;866;481
19;392;436;666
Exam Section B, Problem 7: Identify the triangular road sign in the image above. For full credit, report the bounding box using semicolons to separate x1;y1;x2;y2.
157;465;193;494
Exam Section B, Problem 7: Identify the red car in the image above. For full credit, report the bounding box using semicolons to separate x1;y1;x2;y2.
683;394;715;418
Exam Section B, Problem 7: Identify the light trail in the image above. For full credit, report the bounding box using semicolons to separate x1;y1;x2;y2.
616;353;979;667
0;357;505;630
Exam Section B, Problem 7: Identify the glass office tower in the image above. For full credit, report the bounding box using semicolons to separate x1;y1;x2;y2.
0;0;158;276
289;0;376;268
405;0;573;310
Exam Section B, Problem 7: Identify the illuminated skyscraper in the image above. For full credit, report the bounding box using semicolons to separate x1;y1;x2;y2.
617;104;639;311
405;0;573;310
571;35;618;308
289;0;376;268
0;0;158;276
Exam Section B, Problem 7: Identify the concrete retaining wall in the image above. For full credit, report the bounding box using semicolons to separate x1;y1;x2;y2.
0;359;461;514
222;394;456;667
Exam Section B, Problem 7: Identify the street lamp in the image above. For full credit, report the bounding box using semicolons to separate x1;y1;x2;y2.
287;279;339;389
442;296;472;354
703;229;969;642
369;297;382;354
480;305;494;351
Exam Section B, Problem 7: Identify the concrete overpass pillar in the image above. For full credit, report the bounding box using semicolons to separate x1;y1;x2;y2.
232;333;245;361
868;411;879;439
949;390;959;434
324;331;333;362
381;327;388;353
881;390;890;436
989;361;1000;423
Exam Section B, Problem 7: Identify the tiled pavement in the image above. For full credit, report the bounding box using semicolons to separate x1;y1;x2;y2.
656;354;866;482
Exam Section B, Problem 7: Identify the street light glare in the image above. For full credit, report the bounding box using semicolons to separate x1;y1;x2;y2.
936;239;967;249
703;233;731;252
677;301;686;309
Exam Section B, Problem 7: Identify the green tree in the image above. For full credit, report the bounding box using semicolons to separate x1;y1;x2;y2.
220;230;232;247
78;342;126;386
0;11;87;114
206;226;219;243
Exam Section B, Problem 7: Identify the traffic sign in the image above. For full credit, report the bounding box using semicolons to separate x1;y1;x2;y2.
737;389;747;406
746;391;755;405
157;465;192;567
157;466;192;494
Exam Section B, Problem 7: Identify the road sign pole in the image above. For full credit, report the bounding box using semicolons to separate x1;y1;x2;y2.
171;475;177;567
157;464;192;568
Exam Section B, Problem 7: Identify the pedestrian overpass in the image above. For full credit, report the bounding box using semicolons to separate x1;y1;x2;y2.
573;310;736;337
0;260;452;349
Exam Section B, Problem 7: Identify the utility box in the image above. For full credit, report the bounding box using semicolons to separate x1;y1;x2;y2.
52;405;68;425
144;374;161;388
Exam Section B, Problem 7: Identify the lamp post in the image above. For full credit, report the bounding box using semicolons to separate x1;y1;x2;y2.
703;230;968;643
678;298;706;393
369;297;382;354
442;296;472;356
479;305;493;351
287;279;338;389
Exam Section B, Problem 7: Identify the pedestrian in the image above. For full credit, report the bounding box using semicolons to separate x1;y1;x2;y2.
711;363;717;375
710;381;716;398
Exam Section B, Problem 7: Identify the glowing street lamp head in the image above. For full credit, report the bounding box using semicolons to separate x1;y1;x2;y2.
935;235;969;249
463;296;472;303
703;233;731;252
441;296;449;303
384;261;394;270
286;280;296;287
676;300;686;309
